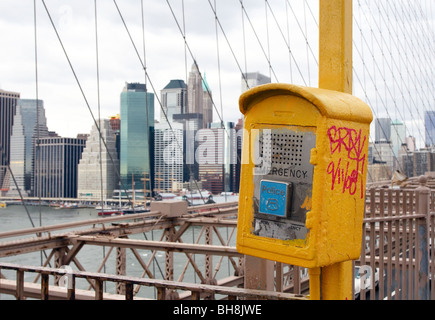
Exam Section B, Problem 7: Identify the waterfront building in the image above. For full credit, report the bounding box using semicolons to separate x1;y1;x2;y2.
0;89;20;195
241;72;271;93
120;82;154;192
154;122;184;193
8;99;49;196
77;119;119;200
34;137;86;198
187;64;213;128
160;79;187;123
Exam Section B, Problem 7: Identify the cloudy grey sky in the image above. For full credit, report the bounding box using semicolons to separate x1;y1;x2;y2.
0;0;434;149
0;0;317;138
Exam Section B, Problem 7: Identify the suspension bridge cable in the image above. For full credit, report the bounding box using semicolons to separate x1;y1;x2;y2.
40;0;134;210
264;0;307;85
114;0;207;204
94;0;104;214
284;0;293;83
354;6;411;173
284;0;319;67
356;2;427;149
353;11;406;174
140;0;153;206
238;0;279;82
213;0;225;126
376;1;435;147
94;0;107;278
241;0;248;77
33;0;43;238
264;0;272;80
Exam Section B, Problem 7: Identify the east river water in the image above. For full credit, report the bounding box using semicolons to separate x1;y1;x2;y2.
0;196;239;300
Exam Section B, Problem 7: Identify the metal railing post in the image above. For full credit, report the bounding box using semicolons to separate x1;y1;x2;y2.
416;175;430;300
244;255;274;292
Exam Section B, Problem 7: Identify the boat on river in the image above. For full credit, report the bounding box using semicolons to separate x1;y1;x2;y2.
97;207;124;216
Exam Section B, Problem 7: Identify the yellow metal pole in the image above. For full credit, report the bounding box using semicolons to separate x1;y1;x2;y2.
319;0;353;94
316;0;353;300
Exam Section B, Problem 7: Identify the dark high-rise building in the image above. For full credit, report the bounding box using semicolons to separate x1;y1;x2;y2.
33;137;86;198
160;79;187;123
375;118;391;142
0;89;20;195
425;110;435;147
120;82;155;192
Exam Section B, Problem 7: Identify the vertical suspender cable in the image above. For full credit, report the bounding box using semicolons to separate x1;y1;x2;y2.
94;0;107;279
94;0;104;216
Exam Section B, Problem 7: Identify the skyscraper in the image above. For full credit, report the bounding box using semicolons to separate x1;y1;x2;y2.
187;64;213;128
160;79;186;123
375;118;391;142
241;72;271;93
120;82;154;192
8;99;49;196
154;121;184;193
77;119;120;200
425;110;435;147
197;122;237;194
34;137;86;198
0;89;20;195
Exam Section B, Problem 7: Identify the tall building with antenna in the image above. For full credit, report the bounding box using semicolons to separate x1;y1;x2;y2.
187;64;213;128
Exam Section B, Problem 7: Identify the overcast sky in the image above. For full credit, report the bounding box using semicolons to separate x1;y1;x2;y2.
0;0;318;138
0;0;434;148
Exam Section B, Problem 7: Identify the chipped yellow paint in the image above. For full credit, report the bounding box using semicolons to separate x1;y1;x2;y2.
301;195;312;211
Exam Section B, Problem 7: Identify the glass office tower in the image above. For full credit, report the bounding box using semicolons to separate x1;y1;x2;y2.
8;99;48;196
120;82;154;193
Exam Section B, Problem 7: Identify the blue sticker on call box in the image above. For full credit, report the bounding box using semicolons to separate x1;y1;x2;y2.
259;180;291;217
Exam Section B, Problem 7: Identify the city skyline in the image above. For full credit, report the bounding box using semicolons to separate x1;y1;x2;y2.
1;1;434;150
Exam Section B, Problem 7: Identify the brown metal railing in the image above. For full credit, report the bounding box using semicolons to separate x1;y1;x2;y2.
1;176;435;300
0;262;307;300
357;177;434;300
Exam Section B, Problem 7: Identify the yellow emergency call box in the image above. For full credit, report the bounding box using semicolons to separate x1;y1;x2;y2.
236;84;373;268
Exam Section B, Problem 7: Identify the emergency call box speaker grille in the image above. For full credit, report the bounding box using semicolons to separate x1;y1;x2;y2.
260;131;304;167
